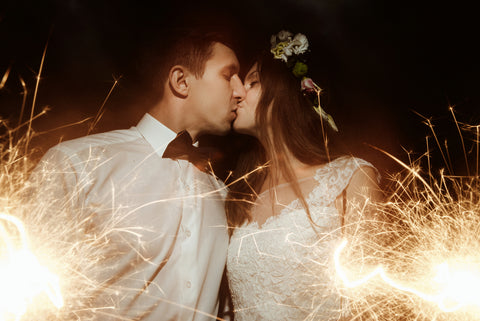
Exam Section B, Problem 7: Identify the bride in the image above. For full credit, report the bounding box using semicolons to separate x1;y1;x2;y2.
225;31;381;320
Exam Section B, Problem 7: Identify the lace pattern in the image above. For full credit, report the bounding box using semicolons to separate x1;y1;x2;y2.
227;157;376;320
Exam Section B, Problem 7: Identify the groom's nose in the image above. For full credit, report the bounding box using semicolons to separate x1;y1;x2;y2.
231;75;246;101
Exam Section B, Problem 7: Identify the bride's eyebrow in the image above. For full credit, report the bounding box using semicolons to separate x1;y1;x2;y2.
245;71;259;82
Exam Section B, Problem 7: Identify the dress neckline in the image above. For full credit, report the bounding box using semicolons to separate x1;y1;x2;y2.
246;162;338;230
256;158;341;197
257;174;316;198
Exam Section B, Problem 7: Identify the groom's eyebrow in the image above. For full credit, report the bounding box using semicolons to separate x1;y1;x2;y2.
221;64;240;75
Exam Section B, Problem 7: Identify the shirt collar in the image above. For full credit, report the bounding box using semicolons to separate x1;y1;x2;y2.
136;113;177;157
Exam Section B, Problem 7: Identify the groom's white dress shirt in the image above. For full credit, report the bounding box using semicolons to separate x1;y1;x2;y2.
31;113;229;320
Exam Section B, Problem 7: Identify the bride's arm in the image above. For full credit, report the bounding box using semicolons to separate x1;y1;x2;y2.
335;166;382;236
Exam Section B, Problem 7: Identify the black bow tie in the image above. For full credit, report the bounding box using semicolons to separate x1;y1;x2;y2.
162;130;213;173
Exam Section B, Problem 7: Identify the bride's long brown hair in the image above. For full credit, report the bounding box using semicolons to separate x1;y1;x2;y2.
226;50;338;233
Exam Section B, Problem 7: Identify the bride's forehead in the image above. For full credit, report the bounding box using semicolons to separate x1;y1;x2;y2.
247;63;258;73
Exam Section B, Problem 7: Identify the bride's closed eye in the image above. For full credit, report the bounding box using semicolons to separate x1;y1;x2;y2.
245;80;259;90
244;70;260;89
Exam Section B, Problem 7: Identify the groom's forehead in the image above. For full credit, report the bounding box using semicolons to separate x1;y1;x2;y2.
205;43;239;69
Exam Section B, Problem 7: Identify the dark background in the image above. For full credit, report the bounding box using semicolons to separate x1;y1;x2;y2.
1;0;479;176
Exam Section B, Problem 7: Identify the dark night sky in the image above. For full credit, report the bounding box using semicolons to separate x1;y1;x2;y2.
1;0;479;175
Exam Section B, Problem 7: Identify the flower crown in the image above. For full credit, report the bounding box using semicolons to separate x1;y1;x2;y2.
270;30;338;132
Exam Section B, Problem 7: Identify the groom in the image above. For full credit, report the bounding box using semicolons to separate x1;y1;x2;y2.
30;29;245;320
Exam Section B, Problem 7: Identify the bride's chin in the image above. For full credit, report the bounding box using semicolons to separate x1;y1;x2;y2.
232;120;245;132
233;126;256;138
232;121;243;133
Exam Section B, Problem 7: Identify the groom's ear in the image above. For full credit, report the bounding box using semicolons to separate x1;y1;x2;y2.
168;65;190;98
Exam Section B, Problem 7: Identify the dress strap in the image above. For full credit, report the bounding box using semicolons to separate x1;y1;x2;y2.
311;156;378;208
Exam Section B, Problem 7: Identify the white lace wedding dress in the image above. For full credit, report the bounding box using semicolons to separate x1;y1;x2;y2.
227;156;377;320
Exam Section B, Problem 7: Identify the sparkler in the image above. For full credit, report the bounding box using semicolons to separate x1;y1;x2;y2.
335;238;480;313
0;125;83;320
333;113;480;321
0;55;142;320
0;213;63;321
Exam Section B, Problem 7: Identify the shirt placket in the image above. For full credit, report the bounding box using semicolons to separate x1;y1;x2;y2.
177;162;199;316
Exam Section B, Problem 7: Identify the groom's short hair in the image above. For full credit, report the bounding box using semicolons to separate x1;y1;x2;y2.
143;29;234;101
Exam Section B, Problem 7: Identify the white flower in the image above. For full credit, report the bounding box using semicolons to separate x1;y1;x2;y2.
292;33;309;55
271;31;309;58
277;30;293;42
270;34;277;48
282;42;294;57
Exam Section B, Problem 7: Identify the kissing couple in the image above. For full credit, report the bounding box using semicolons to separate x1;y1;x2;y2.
30;28;380;320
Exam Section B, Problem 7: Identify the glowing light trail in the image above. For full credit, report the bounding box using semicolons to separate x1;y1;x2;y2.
335;239;480;313
0;213;63;321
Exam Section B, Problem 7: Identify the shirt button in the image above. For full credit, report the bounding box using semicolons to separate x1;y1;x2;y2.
185;229;191;237
186;281;191;288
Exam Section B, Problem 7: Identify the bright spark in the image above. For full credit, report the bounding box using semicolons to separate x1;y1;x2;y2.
0;213;63;321
0;66;11;90
335;239;480;313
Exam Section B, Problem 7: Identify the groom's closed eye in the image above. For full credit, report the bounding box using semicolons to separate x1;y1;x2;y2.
221;65;240;79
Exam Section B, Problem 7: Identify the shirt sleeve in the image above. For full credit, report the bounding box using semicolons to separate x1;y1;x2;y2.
26;146;84;226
